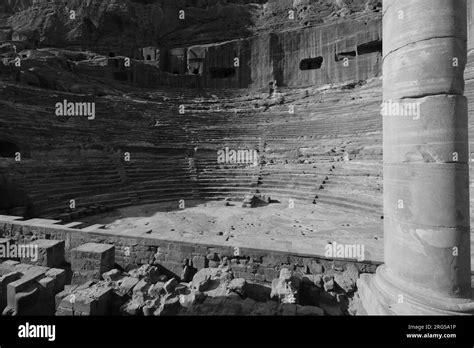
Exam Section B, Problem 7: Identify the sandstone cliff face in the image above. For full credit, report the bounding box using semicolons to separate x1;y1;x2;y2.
256;0;381;31
1;0;382;56
3;0;259;56
1;0;35;14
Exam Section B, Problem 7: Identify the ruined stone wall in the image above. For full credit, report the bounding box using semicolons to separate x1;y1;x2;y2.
0;218;379;284
0;215;372;316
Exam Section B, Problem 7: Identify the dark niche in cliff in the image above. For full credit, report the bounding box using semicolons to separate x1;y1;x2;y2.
210;67;235;79
357;40;382;55
300;57;323;70
335;50;356;62
0;140;20;158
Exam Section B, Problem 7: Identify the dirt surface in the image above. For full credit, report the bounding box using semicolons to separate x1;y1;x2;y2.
82;199;384;262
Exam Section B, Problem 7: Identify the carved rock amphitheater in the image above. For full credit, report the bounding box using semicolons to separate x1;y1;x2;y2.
0;0;472;315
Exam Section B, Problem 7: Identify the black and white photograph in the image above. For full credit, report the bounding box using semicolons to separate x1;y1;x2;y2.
0;0;473;345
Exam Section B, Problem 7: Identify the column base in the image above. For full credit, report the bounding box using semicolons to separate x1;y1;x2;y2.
357;265;474;315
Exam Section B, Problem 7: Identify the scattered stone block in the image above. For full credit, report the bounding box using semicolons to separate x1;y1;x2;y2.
342;264;359;287
22;239;65;268
263;268;280;282
0;238;16;261
308;260;324;274
191;269;212;292
322;272;336;291
148;282;165;298
0;271;21;312
155;261;183;279
7;269;44;305
242;196;254;208
71;243;115;281
44;268;66;294
228;278;247;296
348;292;365;315
143;298;160;316
164;278;178;294
208;260;219;268
175;283;188;294
56;284;113;316
128;264;160;283
180;265;195;282
179;291;206;309
190;267;233;293
155;294;181;315
270;268;301;304
133;279;150;295
115;276;140;296
120;300;141;316
38;276;56;296
103;269;122;282
3;263;65;315
334;273;355;293
5;269;47;315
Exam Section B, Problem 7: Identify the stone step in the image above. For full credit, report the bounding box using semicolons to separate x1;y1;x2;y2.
0;215;23;221
62;221;85;228
80;224;106;232
22;218;62;225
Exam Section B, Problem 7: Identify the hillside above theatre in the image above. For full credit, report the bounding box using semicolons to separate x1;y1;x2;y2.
0;0;382;56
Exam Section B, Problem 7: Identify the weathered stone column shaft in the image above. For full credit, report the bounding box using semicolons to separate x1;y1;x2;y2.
358;0;474;315
382;0;470;299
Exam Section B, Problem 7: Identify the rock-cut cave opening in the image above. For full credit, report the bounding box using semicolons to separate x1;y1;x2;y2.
299;57;323;70
209;67;236;78
357;40;382;55
0;141;20;158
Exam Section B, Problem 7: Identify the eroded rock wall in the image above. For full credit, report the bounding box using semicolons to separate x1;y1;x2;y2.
1;0;382;55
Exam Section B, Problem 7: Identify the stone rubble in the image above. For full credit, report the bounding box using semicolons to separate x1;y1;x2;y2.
50;255;362;315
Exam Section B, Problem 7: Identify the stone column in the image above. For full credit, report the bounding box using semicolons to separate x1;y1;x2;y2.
358;0;474;315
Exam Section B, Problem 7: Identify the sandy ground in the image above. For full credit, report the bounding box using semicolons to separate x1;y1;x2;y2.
81;200;384;262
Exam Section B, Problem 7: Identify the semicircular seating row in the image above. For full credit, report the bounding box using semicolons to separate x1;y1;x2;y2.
0;80;385;221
